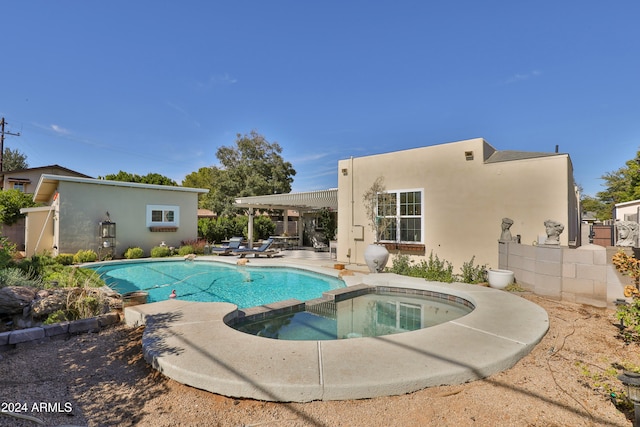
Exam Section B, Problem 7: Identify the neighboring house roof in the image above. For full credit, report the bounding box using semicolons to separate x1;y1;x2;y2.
33;174;209;204
4;164;92;179
615;199;640;208
485;150;562;163
235;188;338;211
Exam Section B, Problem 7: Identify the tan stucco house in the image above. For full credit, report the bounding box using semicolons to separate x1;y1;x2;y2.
337;138;580;270
21;175;208;258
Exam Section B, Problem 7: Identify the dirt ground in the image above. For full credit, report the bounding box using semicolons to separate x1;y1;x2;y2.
0;293;638;427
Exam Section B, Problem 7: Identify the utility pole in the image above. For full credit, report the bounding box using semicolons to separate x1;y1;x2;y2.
0;117;21;172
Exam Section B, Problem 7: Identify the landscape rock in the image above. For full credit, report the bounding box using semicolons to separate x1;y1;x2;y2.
0;286;36;314
30;288;76;318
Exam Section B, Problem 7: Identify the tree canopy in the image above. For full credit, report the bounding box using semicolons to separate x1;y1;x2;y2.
99;171;177;186
2;147;28;172
0;189;36;225
585;149;640;220
183;131;296;215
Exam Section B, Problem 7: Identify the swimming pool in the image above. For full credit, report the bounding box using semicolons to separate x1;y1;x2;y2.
90;260;345;308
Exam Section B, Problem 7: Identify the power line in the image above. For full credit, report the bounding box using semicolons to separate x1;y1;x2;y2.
0;117;21;172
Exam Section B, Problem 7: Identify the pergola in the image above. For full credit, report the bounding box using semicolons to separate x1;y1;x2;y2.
234;188;338;246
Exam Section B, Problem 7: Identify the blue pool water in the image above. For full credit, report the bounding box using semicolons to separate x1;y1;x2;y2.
233;291;474;340
90;260;345;308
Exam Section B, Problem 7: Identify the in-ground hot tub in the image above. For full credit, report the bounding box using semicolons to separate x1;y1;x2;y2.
230;286;475;340
125;271;549;402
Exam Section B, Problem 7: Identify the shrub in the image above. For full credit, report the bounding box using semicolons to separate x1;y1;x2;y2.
44;310;68;325
73;249;98;264
178;245;195;256
55;253;75;266
124;247;145;259
387;253;413;276
198;216;250;243
458;256;487;284
617;296;640;343
151;246;172;258
16;252;56;278
181;239;207;254
252;216;276;240
43;288;108;323
612;251;640;343
0;267;43;289
387;252;455;283
419;252;455;282
0;236;17;269
39;264;104;289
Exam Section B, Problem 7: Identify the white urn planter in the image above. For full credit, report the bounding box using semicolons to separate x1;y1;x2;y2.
487;269;515;289
364;244;390;273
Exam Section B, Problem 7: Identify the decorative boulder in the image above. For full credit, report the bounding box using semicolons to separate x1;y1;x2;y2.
0;286;36;315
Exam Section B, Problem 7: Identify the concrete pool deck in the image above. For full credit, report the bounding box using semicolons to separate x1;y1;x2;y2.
123;257;549;402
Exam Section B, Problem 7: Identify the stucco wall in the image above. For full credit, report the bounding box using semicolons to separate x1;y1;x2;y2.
337;138;577;270
56;181;200;257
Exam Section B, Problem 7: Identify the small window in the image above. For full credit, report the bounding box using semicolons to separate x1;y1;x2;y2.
146;205;179;227
12;182;25;192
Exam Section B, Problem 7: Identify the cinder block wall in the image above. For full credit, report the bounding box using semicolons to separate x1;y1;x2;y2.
499;242;628;308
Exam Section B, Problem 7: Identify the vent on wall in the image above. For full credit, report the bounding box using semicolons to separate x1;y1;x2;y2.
465;151;474;161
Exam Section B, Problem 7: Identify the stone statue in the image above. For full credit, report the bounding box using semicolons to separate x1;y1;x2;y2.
616;221;639;247
500;217;514;242
544;219;564;245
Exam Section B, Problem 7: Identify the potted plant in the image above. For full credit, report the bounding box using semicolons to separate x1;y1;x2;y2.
362;176;395;273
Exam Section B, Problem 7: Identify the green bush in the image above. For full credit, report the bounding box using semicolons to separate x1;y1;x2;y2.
55;253;75;266
15;252;57;278
151;246;172;258
0;267;44;289
43;288;107;323
459;256;487;284
0;236;17;269
44;310;68;325
178;245;194;256
39;264;104;289
198;216;250;243
252;216;276;240
387;252;455;283
617;297;640;343
182;239;206;255
73;249;98;264
124;247;145;259
386;253;413;276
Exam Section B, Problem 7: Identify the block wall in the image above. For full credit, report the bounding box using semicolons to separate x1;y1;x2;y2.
499;242;627;308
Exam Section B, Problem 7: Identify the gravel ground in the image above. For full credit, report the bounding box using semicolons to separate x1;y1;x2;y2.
0;293;637;426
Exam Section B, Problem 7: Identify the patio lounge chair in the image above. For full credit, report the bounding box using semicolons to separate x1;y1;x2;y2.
233;238;279;258
210;237;243;255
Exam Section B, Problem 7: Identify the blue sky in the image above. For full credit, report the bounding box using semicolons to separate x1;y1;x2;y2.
1;1;638;196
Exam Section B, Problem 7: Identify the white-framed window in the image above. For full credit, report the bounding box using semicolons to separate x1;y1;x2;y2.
378;189;423;243
12;182;25;192
146;205;180;227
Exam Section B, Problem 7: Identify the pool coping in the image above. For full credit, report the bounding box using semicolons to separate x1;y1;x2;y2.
124;267;549;402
